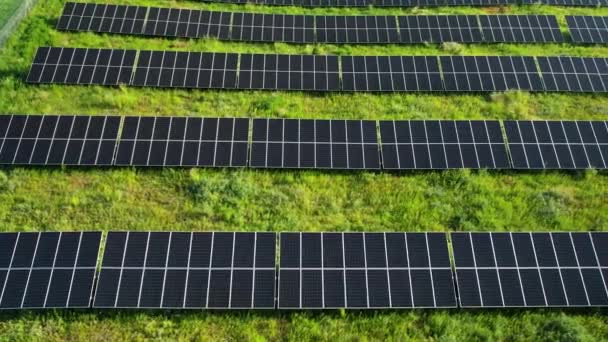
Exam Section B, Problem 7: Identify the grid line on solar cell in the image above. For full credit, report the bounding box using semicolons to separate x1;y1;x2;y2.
0;115;121;166
451;232;608;308
478;15;563;43
538;56;608;92
0;232;101;309
114;117;249;167
567;16;608;44
250;118;381;169
93;232;277;309
379;120;511;169
277;232;457;309
504;120;608;169
26;47;136;86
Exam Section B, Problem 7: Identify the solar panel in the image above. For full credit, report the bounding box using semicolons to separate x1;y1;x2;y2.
57;3;147;35
538;57;608;92
237;54;340;91
567;16;608;44
478;15;563;43
278;232;457;309
94;232;277;309
452;232;608;308
536;0;607;6
341;56;443;91
504;120;608;169
0;232;101;309
250;119;380;169
316;16;400;44
114;117;249;167
398;16;483;43
231;13;315;43
132;51;238;89
0;115;120;166
441;56;544;92
146;9;231;39
379;120;510;169
26;47;136;86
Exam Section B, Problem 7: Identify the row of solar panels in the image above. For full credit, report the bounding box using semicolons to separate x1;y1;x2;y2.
60;3;594;44
1;231;607;309
26;48;608;93
194;0;608;7
1;115;607;170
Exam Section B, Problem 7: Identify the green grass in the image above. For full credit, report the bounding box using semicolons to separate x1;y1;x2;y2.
0;0;607;340
0;0;23;30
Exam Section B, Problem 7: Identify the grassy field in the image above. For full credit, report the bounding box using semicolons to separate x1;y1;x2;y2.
0;0;607;340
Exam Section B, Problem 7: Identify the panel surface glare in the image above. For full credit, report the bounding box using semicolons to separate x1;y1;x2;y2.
0;232;101;309
452;232;608;307
94;232;277;309
278;232;457;308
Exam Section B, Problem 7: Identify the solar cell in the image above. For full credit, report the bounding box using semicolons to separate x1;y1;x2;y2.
114;117;249;167
379;120;510;169
250;119;380;169
478;15;563;43
398;15;483;43
504;120;608;169
26;47;136;86
452;232;608;308
567;16;608;44
0;115;121;166
0;232;101;309
278;232;457;309
94;232;277;309
441;56;544;92
238;54;340;91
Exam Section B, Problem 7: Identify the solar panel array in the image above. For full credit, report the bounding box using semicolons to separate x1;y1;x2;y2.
29;48;608;93
94;232;276;309
504;121;608;169
198;0;608;6
2;116;608;170
250;119;380;169
57;5;564;44
0;115;120;166
567;16;608;44
379;120;510;169
0;232;101;309
1;230;606;310
452;232;608;307
278;232;457;308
